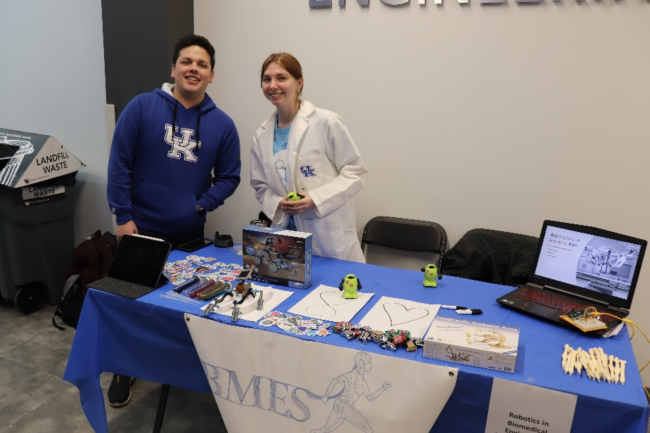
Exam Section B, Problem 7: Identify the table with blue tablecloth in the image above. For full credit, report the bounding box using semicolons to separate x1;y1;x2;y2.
63;245;649;433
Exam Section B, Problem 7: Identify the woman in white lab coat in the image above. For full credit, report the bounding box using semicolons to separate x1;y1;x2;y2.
250;53;368;263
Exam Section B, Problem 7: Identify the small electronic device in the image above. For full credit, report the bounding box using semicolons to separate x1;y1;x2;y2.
177;238;213;252
237;269;252;280
497;220;647;334
286;192;304;202
214;232;234;248
90;234;171;299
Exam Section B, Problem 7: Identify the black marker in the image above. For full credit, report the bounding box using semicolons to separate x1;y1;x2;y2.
456;309;483;315
441;305;468;310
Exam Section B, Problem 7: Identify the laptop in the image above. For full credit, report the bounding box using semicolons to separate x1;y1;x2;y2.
496;220;647;333
91;234;172;299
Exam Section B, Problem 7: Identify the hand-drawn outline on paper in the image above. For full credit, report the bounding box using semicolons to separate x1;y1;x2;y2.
382;302;429;327
305;292;355;318
311;352;391;433
358;296;439;339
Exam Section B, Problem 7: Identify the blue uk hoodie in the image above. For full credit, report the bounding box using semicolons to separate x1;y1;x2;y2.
107;84;241;233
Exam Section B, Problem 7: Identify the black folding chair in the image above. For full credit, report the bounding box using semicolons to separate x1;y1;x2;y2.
361;216;447;273
443;228;539;286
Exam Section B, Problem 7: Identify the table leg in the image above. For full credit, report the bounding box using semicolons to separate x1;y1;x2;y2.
153;384;171;433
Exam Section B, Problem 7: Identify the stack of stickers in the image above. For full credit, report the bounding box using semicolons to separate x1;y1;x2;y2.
259;311;331;337
160;256;244;305
163;255;244;290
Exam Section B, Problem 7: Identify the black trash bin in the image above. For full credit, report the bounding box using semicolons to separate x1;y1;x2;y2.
0;172;78;313
0;128;84;314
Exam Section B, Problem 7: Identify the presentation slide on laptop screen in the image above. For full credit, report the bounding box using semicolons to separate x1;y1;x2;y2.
535;225;641;300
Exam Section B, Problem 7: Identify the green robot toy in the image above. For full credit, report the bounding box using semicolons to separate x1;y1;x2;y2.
286;192;304;202
421;264;438;288
339;274;362;299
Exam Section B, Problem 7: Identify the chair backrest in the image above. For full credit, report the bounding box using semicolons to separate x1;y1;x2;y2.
361;216;447;272
443;228;539;286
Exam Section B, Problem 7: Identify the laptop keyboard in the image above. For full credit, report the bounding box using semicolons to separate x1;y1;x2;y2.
515;288;588;314
514;288;618;323
91;277;158;300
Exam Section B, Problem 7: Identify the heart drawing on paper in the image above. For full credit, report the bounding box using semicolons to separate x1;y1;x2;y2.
305;291;355;318
383;303;430;327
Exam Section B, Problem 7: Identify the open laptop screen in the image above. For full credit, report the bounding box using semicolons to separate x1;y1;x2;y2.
109;234;171;287
532;221;647;310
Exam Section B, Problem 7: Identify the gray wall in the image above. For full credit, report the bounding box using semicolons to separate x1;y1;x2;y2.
0;0;111;244
102;0;193;118
2;0;649;385
194;0;650;382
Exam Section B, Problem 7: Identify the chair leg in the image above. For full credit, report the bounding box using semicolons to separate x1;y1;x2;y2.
153;384;171;433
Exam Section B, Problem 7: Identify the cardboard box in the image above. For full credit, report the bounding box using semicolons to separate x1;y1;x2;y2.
423;315;519;373
242;225;312;289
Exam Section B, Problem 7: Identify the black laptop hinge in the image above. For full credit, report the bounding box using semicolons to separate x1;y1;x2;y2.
607;305;629;315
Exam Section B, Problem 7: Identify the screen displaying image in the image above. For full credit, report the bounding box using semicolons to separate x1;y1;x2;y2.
535;225;641;301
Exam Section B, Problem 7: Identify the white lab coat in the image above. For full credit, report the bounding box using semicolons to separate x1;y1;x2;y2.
250;101;368;263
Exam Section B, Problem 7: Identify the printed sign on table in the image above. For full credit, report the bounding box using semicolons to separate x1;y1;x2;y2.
186;314;458;433
485;377;577;433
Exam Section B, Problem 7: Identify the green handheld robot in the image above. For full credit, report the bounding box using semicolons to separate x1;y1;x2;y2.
286;192;304;202
421;264;438;288
339;274;362;299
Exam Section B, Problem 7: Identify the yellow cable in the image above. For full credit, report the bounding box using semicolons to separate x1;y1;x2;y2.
591;311;650;373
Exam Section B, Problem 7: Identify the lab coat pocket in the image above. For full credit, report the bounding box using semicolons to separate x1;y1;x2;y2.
295;156;323;193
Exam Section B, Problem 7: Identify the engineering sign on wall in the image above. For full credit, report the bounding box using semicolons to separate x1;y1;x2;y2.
311;0;601;6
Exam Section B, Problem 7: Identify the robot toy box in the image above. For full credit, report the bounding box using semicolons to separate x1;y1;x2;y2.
423;315;519;373
243;225;312;289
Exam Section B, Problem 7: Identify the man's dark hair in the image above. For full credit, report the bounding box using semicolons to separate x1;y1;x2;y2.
172;35;215;70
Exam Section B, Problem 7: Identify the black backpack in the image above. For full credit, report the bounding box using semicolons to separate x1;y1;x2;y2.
52;274;84;330
51;230;117;330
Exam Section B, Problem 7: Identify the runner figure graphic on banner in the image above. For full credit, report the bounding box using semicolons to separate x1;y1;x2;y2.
311;352;391;433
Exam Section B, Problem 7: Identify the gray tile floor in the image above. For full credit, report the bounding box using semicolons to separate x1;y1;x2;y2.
0;301;227;433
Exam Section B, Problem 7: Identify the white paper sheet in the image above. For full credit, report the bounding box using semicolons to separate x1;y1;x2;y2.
288;284;374;322
200;283;292;322
358;296;440;338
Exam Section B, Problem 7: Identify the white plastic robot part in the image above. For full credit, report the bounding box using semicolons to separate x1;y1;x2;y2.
597;348;611;383
574;349;583;375
562;344;570;369
618;359;627;385
568;348;578;375
608;355;615;383
613;357;621;385
578;349;592;379
588;348;601;381
563;345;574;374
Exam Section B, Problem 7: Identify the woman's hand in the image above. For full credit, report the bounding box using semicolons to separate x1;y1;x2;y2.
280;192;316;215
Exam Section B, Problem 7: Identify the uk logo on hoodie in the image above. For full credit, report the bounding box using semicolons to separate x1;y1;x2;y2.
164;124;199;163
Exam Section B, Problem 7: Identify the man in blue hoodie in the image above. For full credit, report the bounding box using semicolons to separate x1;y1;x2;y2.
108;34;241;247
106;35;241;406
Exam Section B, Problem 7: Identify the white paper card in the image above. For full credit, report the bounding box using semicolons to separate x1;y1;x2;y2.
288;284;374;322
358;296;440;338
485;378;577;433
201;283;292;322
186;314;459;433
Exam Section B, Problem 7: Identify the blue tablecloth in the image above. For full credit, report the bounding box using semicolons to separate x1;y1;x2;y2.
63;246;649;433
